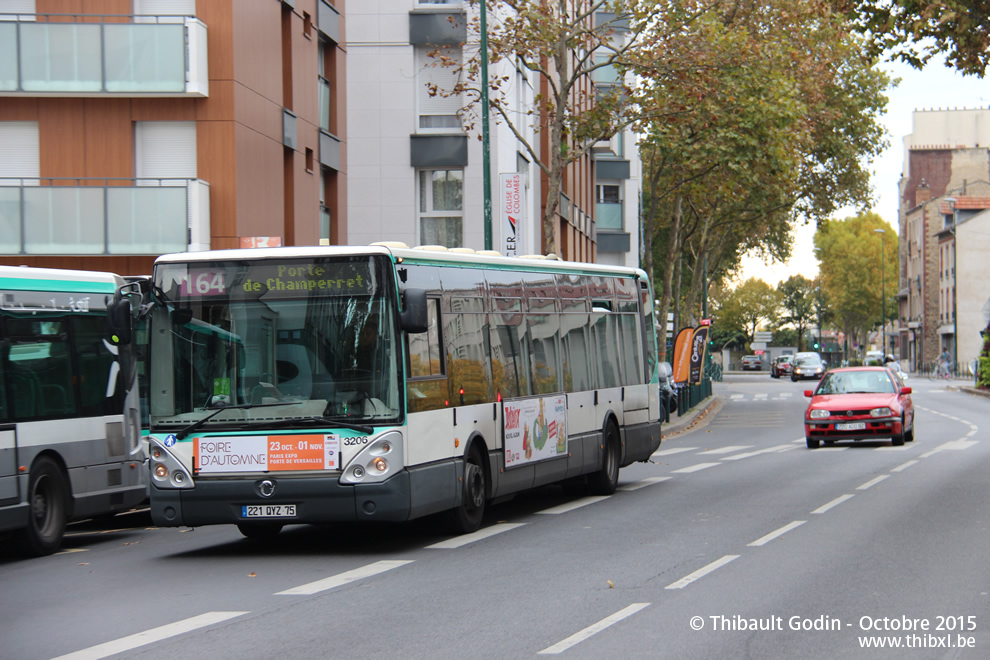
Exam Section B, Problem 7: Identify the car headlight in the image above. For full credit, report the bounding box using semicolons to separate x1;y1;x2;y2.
810;409;830;419
870;407;892;417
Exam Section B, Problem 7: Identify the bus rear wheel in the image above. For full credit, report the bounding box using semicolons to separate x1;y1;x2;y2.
588;422;620;495
444;446;487;534
17;456;69;557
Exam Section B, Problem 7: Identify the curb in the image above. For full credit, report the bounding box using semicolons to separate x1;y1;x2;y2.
661;395;722;439
954;385;990;399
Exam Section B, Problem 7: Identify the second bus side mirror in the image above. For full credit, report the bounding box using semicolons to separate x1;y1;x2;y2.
107;295;132;345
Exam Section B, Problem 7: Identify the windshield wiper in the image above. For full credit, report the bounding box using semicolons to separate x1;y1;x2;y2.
287;416;375;435
175;401;302;440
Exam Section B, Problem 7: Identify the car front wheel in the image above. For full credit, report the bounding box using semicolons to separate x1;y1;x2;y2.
806;437;820;449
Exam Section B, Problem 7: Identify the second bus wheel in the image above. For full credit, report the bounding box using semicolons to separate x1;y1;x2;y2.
587;421;620;495
16;456;69;557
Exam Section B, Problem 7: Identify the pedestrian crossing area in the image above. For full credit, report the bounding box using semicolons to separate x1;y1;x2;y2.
728;392;794;401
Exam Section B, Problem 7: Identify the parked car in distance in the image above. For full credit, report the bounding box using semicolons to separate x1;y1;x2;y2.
771;355;793;378
791;354;826;381
741;355;762;371
803;366;914;448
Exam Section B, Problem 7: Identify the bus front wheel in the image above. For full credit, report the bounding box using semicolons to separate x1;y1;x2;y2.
17;456;69;557
444;446;487;534
588;422;620;495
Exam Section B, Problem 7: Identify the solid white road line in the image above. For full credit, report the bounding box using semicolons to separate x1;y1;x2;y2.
426;523;527;549
652;447;697;457
747;521;806;547
856;475;890;490
672;462;720;474
276;560;413;595
537;496;611;515
891;460;919;473
700;445;753;455
538;603;651;655
811;494;854;514
618;476;671;491
666;555;740;590
51;611;249;660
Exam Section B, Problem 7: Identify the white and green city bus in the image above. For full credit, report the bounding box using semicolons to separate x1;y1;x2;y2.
137;245;662;538
0;266;147;556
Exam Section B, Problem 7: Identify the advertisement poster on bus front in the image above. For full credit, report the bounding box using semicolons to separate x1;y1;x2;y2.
503;395;567;467
500;173;525;257
194;434;340;473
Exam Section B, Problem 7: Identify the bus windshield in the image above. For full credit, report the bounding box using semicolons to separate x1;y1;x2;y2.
149;255;401;430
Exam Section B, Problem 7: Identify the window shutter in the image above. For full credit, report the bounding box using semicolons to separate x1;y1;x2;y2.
135;121;197;180
0;122;39;178
417;47;462;118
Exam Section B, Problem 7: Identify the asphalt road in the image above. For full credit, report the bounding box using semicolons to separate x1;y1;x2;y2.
2;374;988;659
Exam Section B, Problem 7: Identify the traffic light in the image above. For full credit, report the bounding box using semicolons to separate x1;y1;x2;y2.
813;342;820;349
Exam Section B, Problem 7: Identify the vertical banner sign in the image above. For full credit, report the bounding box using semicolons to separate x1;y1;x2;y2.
689;326;709;385
500;173;525;256
672;327;694;385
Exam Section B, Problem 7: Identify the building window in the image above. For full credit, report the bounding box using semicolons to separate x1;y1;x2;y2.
416;46;462;132
419;169;463;247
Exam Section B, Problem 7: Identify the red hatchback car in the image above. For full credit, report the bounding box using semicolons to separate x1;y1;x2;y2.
803;367;914;449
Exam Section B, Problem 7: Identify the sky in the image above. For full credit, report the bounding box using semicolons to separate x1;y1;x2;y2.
737;54;990;287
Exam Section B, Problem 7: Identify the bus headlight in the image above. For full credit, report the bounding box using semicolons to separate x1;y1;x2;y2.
340;431;403;485
148;437;194;489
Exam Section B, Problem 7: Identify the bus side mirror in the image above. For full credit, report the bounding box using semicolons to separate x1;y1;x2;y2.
400;288;428;334
108;295;132;345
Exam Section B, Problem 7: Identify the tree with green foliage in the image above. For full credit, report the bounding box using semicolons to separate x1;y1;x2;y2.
638;0;890;358
721;278;782;344
840;0;990;75
815;212;898;356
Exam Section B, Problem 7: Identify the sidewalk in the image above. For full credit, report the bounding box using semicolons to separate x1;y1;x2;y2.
661;394;721;438
953;384;990;399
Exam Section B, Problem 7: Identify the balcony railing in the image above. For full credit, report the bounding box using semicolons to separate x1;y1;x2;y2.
0;178;210;255
0;14;208;97
596;201;623;230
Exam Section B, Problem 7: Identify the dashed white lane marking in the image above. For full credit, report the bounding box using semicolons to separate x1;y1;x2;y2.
672;462;720;474
538;603;651;655
618;476;671;491
730;394;744;400
812;494;854;514
753;393;768;400
427;523;527;549
721;444;798;461
652;447;697;457
856;475;890;490
816;447;848;452
747;521;806;547
891;460;919;473
537;496;610;515
276;560;413;595
666;555;740;590
776;392;793;399
875;445;910;451
700;445;753;455
51;611;249;660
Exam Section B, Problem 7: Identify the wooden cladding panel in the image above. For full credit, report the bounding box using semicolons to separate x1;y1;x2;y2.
197;120;237;238
83;99;132;178
0;98;39;121
0;256;156;277
39;100;87;178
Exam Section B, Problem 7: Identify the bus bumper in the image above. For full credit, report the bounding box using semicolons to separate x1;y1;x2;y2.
150;470;413;527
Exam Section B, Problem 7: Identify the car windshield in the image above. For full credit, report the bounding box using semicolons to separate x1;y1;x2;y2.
816;371;895;395
795;358;821;367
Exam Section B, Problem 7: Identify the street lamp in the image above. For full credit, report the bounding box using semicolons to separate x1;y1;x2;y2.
814;248;823;355
874;228;886;356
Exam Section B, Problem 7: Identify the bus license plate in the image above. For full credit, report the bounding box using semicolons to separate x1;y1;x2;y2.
835;422;865;431
241;505;296;518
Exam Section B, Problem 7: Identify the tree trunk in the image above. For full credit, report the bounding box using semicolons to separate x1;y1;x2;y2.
655;195;683;362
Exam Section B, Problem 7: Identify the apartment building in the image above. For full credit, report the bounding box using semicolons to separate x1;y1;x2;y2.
897;107;990;370
347;0;642;265
0;0;346;275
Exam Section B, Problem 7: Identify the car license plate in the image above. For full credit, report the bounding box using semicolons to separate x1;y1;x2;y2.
835;422;866;431
241;504;296;518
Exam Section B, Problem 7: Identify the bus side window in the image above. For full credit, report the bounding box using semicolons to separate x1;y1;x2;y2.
406;298;448;412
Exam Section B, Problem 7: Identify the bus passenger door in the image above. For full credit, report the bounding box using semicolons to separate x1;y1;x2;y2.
0;425;17;506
